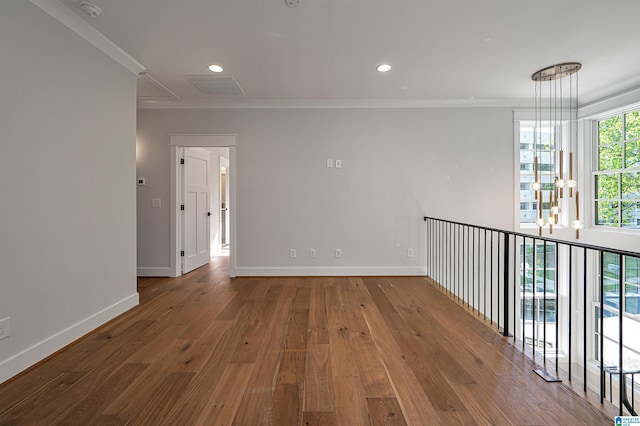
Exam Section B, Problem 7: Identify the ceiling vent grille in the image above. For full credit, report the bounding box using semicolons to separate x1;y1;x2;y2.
186;75;245;96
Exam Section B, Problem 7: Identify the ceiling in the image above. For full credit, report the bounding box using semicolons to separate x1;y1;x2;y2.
55;0;640;108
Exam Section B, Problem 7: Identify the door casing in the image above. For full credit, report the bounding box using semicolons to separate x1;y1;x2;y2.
169;134;237;277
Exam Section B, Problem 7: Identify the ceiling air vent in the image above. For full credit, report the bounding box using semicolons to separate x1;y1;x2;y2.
186;75;245;96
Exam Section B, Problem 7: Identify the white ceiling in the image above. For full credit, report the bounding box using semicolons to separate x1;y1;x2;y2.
55;0;640;107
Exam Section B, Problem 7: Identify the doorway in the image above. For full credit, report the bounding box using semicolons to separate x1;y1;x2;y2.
169;135;236;277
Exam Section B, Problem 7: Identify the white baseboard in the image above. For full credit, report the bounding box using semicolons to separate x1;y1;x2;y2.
137;267;172;277
234;266;427;277
0;293;139;385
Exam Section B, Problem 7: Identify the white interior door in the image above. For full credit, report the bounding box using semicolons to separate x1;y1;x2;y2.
183;148;210;273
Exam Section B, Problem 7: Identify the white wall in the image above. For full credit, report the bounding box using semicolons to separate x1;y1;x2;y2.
136;107;515;275
0;0;138;383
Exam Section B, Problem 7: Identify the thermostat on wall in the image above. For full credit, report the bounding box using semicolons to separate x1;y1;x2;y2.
137;177;146;186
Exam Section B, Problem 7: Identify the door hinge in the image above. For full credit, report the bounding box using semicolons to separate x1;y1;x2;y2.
180;250;185;257
180;204;185;210
180;158;185;165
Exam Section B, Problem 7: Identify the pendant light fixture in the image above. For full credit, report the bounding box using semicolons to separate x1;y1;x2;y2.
531;62;582;238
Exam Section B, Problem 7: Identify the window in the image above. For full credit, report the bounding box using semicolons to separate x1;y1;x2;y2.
519;243;558;350
518;121;556;225
593;253;640;371
594;109;640;229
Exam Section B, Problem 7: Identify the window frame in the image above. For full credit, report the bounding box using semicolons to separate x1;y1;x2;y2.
592;108;640;231
514;113;569;230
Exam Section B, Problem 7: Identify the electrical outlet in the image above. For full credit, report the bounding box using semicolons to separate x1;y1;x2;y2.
335;159;342;168
407;248;414;258
309;248;316;258
0;317;10;341
335;248;342;258
289;249;297;258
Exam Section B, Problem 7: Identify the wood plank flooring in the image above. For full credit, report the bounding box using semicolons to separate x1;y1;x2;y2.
0;257;614;425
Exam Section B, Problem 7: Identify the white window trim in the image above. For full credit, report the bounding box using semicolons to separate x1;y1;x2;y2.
514;110;571;232
589;108;640;233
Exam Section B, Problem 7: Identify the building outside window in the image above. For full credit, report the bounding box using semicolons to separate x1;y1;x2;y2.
518;121;557;225
594;109;640;229
519;243;558;350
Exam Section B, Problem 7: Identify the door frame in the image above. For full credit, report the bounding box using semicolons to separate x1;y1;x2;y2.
169;134;237;277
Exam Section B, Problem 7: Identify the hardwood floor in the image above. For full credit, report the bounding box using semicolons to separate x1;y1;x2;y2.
0;257;614;425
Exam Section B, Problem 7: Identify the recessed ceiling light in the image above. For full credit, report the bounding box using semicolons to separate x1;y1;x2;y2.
208;64;224;73
377;63;392;73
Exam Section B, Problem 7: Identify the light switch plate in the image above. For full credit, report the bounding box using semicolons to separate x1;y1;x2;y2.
335;159;342;168
326;159;334;168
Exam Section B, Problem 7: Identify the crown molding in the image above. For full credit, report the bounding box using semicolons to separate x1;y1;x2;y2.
137;97;533;110
579;84;640;119
30;0;145;75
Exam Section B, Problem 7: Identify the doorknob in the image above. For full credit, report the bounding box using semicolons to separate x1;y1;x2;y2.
207;212;212;216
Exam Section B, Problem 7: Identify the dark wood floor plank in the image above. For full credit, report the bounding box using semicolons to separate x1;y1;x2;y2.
54;363;149;425
366;397;407;426
302;410;339;426
230;282;283;363
358;294;441;425
194;363;254;425
450;383;514;426
271;383;302;426
0;371;85;424
333;375;368;426
309;279;330;345
350;328;396;398
327;306;361;378
129;371;195;425
304;343;335;411
276;308;310;386
363;278;468;412
233;294;293;425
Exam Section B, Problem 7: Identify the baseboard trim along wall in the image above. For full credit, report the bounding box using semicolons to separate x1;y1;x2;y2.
234;266;427;277
137;267;173;277
0;293;139;385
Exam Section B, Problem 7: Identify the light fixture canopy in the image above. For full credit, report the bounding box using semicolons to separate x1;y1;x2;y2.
208;64;224;73
376;63;392;73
